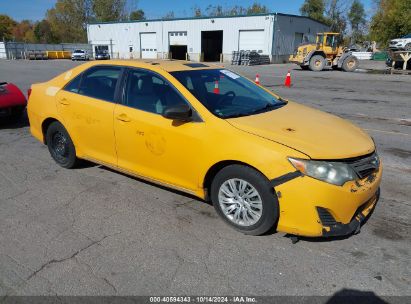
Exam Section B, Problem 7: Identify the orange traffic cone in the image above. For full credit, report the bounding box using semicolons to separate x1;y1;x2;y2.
213;80;220;94
284;70;292;87
255;74;260;85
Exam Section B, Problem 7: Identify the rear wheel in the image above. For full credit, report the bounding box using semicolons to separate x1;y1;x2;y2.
309;55;325;72
46;122;79;169
342;56;359;72
211;165;279;235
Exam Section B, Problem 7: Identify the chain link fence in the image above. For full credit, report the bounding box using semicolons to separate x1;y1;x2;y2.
0;42;93;60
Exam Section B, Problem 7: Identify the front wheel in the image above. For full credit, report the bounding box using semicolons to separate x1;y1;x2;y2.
46;122;80;169
405;43;411;51
309;55;325;72
342;56;359;72
211;165;279;235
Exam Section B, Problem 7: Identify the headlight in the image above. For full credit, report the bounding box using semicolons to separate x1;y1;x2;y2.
288;158;357;186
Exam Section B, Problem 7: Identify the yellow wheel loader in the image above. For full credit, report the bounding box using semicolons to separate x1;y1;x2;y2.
289;32;359;72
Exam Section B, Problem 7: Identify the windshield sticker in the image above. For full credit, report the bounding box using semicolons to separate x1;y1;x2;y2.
220;70;240;79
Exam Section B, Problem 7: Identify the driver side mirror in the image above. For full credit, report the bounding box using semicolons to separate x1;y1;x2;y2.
162;104;192;122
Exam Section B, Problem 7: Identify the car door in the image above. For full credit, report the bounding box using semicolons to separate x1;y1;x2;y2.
113;68;206;193
56;65;123;166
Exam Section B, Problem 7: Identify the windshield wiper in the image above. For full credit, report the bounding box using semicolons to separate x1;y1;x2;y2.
223;101;286;119
244;101;286;115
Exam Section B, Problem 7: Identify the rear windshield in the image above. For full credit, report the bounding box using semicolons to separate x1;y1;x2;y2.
171;69;286;118
74;50;84;53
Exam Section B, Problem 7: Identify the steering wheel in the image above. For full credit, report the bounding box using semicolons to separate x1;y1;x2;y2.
216;91;236;106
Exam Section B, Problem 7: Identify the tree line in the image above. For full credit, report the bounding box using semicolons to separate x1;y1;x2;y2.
0;0;410;46
300;0;411;46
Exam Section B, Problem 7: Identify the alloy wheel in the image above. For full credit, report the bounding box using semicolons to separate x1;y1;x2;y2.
218;178;263;227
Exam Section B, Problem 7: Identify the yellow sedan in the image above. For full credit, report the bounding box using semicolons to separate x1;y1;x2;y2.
27;60;382;238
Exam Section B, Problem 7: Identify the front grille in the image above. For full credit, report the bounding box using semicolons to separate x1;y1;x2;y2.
346;153;380;179
316;207;337;226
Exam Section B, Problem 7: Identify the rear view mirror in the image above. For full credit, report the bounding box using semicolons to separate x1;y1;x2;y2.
162;104;192;122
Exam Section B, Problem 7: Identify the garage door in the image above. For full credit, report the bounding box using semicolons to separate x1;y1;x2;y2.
140;32;157;59
239;30;265;53
169;32;187;46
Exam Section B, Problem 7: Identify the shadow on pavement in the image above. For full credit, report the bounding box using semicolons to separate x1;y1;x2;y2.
326;288;389;304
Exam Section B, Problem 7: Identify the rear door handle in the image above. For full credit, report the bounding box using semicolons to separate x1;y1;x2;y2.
116;113;131;122
58;98;70;105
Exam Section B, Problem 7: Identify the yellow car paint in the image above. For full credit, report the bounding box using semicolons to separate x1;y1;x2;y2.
27;60;382;237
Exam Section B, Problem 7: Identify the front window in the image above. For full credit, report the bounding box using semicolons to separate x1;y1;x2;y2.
325;35;336;47
124;69;188;114
74;50;84;54
171;69;286;118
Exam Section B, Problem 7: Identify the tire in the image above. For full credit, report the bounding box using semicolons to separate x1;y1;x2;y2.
9;107;24;122
405;43;411;51
46;121;79;169
309;55;325;72
342;56;359;72
210;165;279;236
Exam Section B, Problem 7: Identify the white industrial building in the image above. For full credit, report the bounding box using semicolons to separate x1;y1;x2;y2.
87;13;328;63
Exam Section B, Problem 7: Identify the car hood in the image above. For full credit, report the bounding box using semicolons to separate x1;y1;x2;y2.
227;101;374;159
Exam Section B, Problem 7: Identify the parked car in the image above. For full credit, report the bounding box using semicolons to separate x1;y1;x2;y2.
71;49;89;61
0;82;27;122
95;50;110;60
27;60;382;238
389;34;411;51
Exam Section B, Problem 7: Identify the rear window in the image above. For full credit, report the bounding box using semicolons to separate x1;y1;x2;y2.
79;67;121;102
64;66;122;102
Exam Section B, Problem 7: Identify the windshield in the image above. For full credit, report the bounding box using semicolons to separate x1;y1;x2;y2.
171;69;286;118
74;50;84;53
402;34;411;38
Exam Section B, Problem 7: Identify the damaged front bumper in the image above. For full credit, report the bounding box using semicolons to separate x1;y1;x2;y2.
319;188;380;237
272;162;382;238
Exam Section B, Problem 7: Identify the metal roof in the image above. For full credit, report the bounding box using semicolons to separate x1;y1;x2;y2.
87;12;328;27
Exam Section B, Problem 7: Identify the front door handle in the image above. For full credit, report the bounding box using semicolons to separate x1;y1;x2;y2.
116;113;131;122
58;98;70;105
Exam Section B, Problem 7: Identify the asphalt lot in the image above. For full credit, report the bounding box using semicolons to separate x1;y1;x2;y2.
0;59;410;298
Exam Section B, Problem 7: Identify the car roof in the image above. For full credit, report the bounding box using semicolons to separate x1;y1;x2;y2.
84;59;222;72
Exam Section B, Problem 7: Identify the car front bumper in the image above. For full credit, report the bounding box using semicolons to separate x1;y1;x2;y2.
272;163;382;238
320;188;379;237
